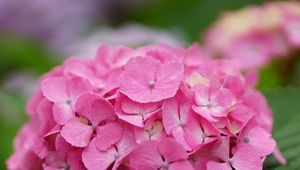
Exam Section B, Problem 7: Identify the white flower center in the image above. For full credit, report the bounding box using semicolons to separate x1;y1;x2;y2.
149;80;155;88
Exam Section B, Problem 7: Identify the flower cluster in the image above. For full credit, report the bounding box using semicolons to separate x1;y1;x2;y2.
205;1;300;69
7;44;277;170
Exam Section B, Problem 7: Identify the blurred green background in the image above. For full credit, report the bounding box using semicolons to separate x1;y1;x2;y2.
1;0;300;169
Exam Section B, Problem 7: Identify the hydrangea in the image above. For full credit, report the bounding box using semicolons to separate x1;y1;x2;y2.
7;44;282;170
204;1;300;69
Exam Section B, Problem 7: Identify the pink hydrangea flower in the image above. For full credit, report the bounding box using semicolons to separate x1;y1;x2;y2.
282;15;300;47
82;127;136;170
120;56;184;103
192;82;235;122
115;94;162;127
61;92;123;149
223;32;275;69
134;117;167;144
204;1;300;69
7;44;282;170
41;77;92;125
162;93;219;151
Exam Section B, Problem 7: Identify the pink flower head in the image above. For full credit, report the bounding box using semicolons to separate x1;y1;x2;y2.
127;138;194;170
8;43;280;170
61;92;123;149
120;56;184;103
204;1;300;69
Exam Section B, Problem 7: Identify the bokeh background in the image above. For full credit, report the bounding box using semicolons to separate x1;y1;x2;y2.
1;0;300;169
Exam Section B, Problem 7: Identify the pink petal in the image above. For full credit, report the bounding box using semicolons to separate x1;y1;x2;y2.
120;57;159;103
115;126;137;157
66;77;92;101
162;98;180;134
121;97;144;114
76;92;116;125
32;134;49;159
53;102;74;125
152;62;184;101
178;101;192;124
63;58;94;80
67;150;86;170
61;119;93;147
82;138;117;170
193;157;210;170
169;161;194;170
26;90;44;116
122;97;160;116
228;105;254;134
96;122;123;151
44;151;67;169
210;89;234;117
184;119;205;149
117;114;144;127
238;125;276;156
41;77;68;102
200;117;220;138
211;137;230;162
192;105;218;122
6;149;42;170
118;97;160;127
207;161;232;170
243;89;273;132
158;139;188;162
55;135;73;160
113;127;137;170
193;84;210;106
127;140;163;169
230;146;263;170
134;120;166;143
171;127;191;151
273;146;287;165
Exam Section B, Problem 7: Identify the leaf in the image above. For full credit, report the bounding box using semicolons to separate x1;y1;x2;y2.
124;0;263;43
263;86;300;169
0;33;59;79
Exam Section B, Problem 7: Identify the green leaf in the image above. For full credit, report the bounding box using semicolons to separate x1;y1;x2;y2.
263;86;300;169
124;0;263;43
0;90;27;170
0;33;59;80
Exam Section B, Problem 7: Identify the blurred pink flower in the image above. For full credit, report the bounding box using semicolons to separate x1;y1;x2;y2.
204;1;300;69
